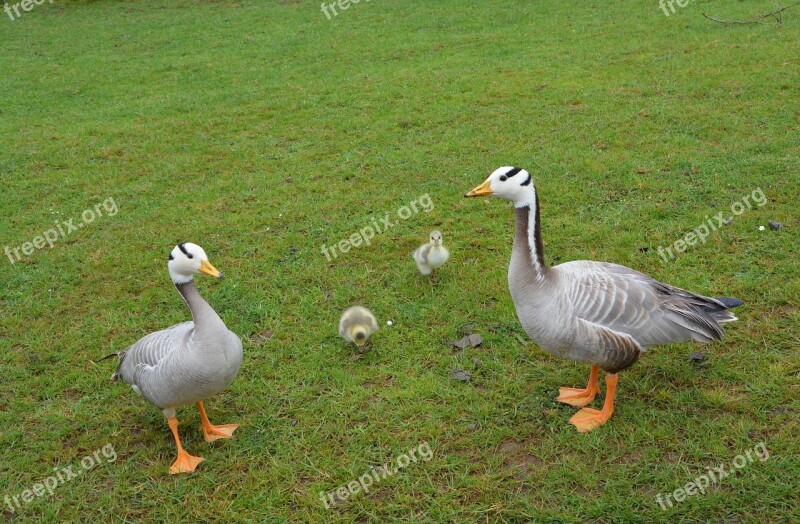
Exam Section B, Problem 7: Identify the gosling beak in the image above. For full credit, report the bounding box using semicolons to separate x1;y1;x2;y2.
198;260;224;279
465;179;493;198
352;327;367;346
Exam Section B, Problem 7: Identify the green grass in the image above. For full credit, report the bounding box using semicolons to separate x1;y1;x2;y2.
1;0;798;521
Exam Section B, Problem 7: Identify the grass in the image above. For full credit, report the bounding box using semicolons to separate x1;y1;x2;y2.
0;0;798;521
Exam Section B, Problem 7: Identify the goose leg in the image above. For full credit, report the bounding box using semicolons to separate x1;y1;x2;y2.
197;402;239;443
167;417;205;474
556;365;600;407
569;373;618;433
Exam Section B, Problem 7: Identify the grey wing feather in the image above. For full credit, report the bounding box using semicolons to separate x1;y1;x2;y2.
112;322;193;383
559;261;734;347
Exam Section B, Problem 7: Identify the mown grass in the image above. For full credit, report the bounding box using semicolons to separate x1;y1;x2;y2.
0;0;798;522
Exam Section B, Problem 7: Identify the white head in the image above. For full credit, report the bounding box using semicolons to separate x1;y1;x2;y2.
167;243;223;284
429;230;443;246
464;166;535;207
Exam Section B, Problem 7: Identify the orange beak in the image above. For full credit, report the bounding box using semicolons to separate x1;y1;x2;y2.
198;260;224;279
465;179;493;197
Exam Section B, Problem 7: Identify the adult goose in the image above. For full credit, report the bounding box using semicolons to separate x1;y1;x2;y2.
465;167;742;432
111;243;243;473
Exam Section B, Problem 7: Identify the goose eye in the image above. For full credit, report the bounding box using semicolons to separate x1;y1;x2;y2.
499;175;507;182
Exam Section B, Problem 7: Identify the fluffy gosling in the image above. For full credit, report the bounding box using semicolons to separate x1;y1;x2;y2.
339;306;378;349
413;230;449;276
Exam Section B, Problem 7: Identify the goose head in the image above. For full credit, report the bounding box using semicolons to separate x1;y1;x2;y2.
465;166;534;207
429;230;443;246
168;243;223;284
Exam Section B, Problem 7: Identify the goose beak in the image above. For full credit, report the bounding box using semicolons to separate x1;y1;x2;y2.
198;260;224;279
465;180;493;198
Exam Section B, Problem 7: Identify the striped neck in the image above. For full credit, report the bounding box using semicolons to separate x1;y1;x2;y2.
513;189;547;276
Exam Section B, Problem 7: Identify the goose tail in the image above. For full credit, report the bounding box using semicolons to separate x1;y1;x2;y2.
92;351;124;381
703;296;743;323
658;285;743;342
94;349;129;381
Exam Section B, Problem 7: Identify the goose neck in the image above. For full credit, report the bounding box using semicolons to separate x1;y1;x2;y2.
513;196;547;277
175;280;223;334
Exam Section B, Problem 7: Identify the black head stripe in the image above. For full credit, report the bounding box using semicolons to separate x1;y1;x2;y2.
505;167;523;178
521;174;532;186
178;243;193;259
168;253;174;261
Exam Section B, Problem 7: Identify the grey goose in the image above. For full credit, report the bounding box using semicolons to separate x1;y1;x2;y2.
466;167;742;432
110;243;243;473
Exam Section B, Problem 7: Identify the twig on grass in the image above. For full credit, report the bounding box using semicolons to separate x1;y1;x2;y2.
703;1;800;24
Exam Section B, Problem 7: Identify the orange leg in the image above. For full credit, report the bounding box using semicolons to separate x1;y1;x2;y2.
167;417;205;474
569;373;618;433
556;365;600;407
197;402;239;443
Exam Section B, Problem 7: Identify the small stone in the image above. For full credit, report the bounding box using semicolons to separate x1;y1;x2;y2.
291;420;298;427
759;226;766;231
724;218;733;225
466;423;479;431
688;351;707;364
386;320;393;326
452;334;483;350
449;369;471;382
768;221;782;231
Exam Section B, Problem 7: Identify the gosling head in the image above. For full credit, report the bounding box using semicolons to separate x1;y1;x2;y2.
429;230;443;246
167;243;223;284
465;166;534;208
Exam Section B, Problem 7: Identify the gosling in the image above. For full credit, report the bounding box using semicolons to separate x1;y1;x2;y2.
413;230;449;276
339;306;378;349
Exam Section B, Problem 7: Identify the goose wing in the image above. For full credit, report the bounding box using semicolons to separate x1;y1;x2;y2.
557;261;730;346
113;321;194;384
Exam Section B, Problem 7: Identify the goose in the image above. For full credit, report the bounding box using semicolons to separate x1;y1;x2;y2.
413;230;450;276
339;306;378;349
465;167;742;432
110;243;243;473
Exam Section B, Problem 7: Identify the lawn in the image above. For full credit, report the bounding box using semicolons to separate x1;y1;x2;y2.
0;0;798;522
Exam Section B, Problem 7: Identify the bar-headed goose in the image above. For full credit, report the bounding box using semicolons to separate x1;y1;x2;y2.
465;167;742;432
413;230;450;276
111;243;243;473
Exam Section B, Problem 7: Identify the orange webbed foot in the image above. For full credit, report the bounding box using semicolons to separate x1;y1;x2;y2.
169;451;205;474
557;365;600;407
569;407;612;433
568;373;618;433
557;386;599;407
201;423;239;443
